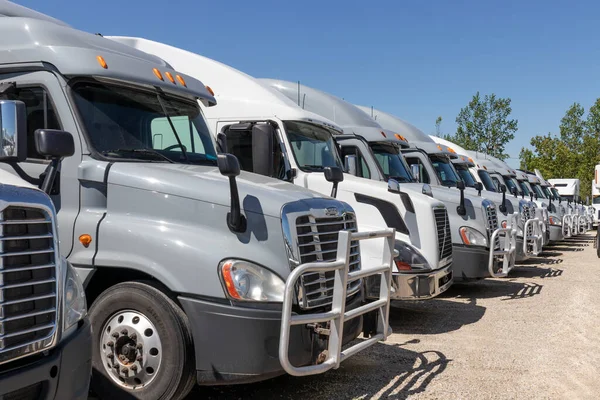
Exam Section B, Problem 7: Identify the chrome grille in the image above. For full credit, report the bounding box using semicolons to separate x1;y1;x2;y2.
484;204;500;249
0;206;58;365
433;208;452;261
295;213;360;309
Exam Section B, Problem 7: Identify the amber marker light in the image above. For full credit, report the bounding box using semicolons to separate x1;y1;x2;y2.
176;74;186;87
96;56;107;69
153;68;164;81
221;262;241;299
165;71;175;84
79;234;92;248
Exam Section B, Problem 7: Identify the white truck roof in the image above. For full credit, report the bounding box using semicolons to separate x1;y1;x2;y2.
259;79;408;146
107;36;343;134
0;0;69;26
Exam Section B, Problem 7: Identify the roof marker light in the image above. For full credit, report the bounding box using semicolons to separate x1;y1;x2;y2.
380;131;387;138
394;134;405;141
483;165;488;170
153;68;164;81
206;85;215;96
447;147;457;153
437;145;442;151
176;75;187;87
165;71;175;84
96;55;107;69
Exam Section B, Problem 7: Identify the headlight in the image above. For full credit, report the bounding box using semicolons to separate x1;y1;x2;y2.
459;226;488;247
63;261;87;332
422;184;433;198
219;259;285;302
549;216;562;226
394;241;431;272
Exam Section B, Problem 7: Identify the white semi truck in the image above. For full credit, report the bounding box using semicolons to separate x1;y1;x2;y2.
592;176;600;226
429;136;538;259
108;36;457;300
549;179;580;203
350;106;518;279
0;3;396;399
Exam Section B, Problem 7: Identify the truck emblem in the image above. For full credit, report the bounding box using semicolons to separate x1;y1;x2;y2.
325;207;339;217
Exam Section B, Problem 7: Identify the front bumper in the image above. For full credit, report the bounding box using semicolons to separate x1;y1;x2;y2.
0;318;92;400
549;224;564;242
179;294;364;385
390;263;453;300
452;245;492;281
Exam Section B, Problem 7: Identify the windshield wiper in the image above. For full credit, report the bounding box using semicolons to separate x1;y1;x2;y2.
102;148;175;163
156;94;189;162
302;165;326;171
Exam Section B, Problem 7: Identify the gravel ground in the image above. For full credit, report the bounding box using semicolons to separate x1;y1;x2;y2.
187;233;600;400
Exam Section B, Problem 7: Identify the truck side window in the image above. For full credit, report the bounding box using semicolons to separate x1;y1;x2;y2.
1;87;61;159
404;157;430;184
339;146;370;179
150;116;205;154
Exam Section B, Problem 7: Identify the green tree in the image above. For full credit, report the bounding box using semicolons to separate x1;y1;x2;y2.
519;100;600;200
434;116;442;137
444;92;518;160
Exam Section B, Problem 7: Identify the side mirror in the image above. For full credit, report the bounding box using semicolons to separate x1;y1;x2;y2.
217;153;246;233
35;129;75;195
324;166;344;198
387;178;400;194
344;154;358;176
456;180;466;216
511;187;518;198
216;132;228;153
474;182;483;196
499;184;507;213
410;164;421;182
251;123;274;177
0;100;27;162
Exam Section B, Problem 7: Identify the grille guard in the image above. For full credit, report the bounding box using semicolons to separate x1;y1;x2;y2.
562;215;573;238
524;217;543;256
279;228;395;377
487;214;517;278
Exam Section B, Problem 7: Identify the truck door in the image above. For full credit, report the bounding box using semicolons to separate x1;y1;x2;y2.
0;71;82;256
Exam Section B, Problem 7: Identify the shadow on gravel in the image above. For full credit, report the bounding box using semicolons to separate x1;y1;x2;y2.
388;298;485;335
511;266;563;278
549;246;585;252
191;344;449;400
533;251;563;257
517;257;564;266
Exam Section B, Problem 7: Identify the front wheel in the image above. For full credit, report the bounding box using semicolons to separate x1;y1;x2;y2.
89;281;196;400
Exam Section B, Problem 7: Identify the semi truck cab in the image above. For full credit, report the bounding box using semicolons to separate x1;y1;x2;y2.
0;6;395;399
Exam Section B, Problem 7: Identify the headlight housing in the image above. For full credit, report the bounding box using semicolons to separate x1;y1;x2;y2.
394;241;431;272
63;260;87;332
459;226;488;247
549;216;562;226
219;259;285;302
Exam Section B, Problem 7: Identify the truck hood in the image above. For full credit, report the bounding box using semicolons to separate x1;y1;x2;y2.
107;163;328;218
0;169;37;189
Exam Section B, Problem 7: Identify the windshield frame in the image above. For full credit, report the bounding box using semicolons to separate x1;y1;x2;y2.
368;141;414;183
68;78;218;165
531;183;547;199
283;120;344;173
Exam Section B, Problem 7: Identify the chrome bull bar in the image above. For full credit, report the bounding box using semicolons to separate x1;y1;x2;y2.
524;217;543;256
563;215;573;238
487;214;517;278
279;228;395;377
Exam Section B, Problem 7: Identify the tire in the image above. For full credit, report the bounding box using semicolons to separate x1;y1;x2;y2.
596;231;600;258
89;281;196;400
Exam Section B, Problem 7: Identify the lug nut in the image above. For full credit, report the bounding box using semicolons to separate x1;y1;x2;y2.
130;364;138;372
119;354;126;361
136;355;143;362
136;343;143;350
107;353;114;359
112;332;119;338
121;329;128;336
130;333;137;341
121;367;129;375
107;341;114;347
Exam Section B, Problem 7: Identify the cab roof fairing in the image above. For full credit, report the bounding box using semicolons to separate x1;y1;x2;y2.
107;37;344;133
0;20;216;106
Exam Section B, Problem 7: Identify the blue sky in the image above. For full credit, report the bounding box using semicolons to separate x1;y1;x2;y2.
17;0;600;167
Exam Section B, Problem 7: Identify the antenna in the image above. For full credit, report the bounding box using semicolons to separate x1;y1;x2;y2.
371;105;374;118
302;93;306;109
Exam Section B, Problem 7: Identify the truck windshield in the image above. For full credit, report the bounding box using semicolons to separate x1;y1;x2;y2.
593;196;600;204
504;177;522;196
560;194;575;202
454;164;477;188
519;180;532;196
531;183;546;199
71;82;217;165
478;170;499;192
369;142;413;182
430;155;462;187
542;186;554;199
284;121;343;171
